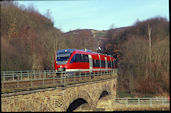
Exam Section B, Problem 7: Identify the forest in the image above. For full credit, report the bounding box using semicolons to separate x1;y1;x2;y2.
103;17;169;97
1;1;169;97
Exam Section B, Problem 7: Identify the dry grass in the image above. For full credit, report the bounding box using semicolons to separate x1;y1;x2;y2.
111;104;170;111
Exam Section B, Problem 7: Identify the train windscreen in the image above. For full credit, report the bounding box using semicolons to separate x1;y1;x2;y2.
56;52;71;64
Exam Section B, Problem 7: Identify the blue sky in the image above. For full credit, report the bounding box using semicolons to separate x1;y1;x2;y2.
17;0;169;32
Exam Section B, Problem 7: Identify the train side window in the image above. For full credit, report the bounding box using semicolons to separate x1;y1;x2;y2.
103;60;105;67
83;54;89;62
101;60;105;67
70;54;81;63
76;54;81;62
96;60;100;67
108;61;111;68
93;60;100;67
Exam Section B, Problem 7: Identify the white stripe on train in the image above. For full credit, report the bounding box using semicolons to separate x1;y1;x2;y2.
65;68;112;72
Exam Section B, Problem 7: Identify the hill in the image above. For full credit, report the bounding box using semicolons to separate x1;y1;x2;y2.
1;1;169;97
1;1;62;70
103;17;169;97
63;27;128;51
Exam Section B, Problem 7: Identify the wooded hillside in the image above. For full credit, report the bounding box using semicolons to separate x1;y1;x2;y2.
1;1;100;70
1;1;169;96
103;17;169;97
1;1;62;70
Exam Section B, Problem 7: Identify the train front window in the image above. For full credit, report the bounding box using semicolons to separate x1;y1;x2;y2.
56;53;71;64
57;57;69;61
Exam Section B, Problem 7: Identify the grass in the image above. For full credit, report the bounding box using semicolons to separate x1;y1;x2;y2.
116;90;135;98
116;90;155;98
97;97;170;111
112;104;170;111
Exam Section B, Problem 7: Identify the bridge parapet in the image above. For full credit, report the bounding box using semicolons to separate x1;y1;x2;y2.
1;75;117;112
1;69;117;94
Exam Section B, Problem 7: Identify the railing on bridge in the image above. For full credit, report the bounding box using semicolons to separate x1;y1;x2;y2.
113;98;170;106
1;69;117;93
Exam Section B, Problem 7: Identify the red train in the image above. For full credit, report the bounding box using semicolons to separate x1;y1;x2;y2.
54;49;117;73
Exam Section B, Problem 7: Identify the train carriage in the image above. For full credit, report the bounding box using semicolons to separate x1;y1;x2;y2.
54;49;117;74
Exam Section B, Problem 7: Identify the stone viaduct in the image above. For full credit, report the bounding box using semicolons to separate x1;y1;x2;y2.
1;75;117;112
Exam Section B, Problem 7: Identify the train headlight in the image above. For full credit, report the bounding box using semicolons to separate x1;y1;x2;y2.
58;68;63;71
58;68;65;71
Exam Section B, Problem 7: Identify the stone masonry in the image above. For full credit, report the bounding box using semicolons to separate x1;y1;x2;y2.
1;76;117;112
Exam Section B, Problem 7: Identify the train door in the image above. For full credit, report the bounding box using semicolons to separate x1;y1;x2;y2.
105;57;108;70
98;54;101;70
88;55;93;72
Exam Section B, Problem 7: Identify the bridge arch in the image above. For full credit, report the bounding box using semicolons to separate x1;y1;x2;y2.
96;84;112;103
63;89;94;111
66;98;88;112
99;90;109;99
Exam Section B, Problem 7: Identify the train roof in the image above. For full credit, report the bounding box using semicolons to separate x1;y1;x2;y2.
57;49;91;54
56;49;113;57
57;49;76;54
